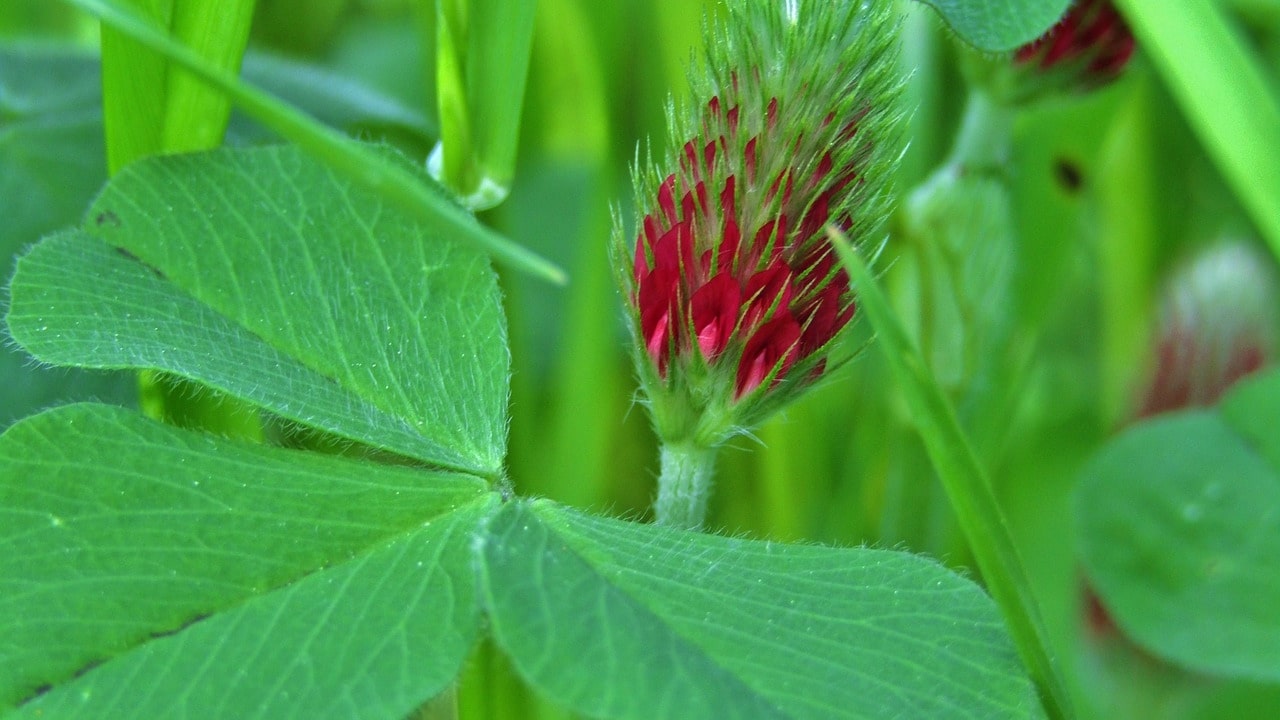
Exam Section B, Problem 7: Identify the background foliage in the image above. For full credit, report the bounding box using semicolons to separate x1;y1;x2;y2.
3;0;1280;718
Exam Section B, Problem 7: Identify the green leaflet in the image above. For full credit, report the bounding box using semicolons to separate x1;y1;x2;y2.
481;500;1043;720
0;402;1044;717
0;41;439;429
0;404;491;713
8;145;510;477
1;407;1043;719
1076;370;1280;682
913;0;1071;52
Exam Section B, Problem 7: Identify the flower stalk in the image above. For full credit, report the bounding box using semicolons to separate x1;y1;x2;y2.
654;442;719;529
946;90;1012;173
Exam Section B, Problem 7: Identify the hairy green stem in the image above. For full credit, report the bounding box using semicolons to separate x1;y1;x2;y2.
654;442;718;530
947;89;1013;173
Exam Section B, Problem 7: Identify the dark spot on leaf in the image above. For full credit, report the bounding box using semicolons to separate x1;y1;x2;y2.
115;247;167;281
18;683;53;705
70;656;104;680
149;612;211;640
95;210;121;228
1054;157;1083;194
17;657;104;706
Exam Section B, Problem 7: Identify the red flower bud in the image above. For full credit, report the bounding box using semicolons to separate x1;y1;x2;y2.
616;0;902;441
1010;0;1135;98
1136;242;1276;418
630;92;858;400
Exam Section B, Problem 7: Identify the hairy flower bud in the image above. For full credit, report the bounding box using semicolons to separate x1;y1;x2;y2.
977;0;1136;104
1016;0;1134;80
1136;241;1276;418
616;0;903;445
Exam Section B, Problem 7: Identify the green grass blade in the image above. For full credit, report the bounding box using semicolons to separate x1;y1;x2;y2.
160;0;255;151
830;230;1073;720
100;0;253;166
65;0;566;284
1115;0;1280;262
100;0;171;172
432;0;536;209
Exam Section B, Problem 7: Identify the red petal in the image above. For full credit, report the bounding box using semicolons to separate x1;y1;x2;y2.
695;181;709;217
720;174;737;221
658;175;678;225
765;170;783;206
1083;586;1119;639
652;220;696;280
717;219;741;276
750;215;788;269
742;260;794;331
683;141;702;181
644;213;662;247
633;233;648;282
691;274;741;360
736;313;802;398
794;245;835;297
1078;3;1117;47
1014;41;1040;64
1043;10;1081;65
812;151;833;185
1090;33;1134;74
799;191;831;241
634;213;665;282
646;312;672;370
638;265;679;374
797;283;852;357
750;220;776;268
831;169;857;196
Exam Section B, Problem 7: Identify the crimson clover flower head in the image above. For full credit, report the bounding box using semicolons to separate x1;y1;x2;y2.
1012;0;1135;96
615;0;903;443
1136;241;1276;419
